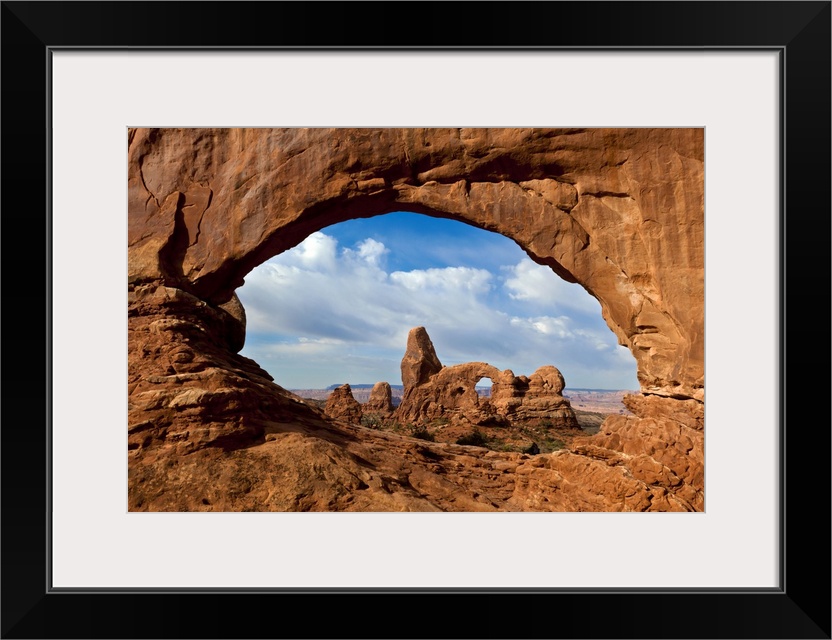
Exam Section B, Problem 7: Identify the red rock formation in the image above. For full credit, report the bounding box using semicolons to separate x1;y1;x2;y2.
128;128;703;399
400;327;443;390
568;394;704;511
395;328;579;429
324;384;362;424
127;127;704;512
364;381;394;416
127;283;318;455
397;361;508;426
491;366;577;426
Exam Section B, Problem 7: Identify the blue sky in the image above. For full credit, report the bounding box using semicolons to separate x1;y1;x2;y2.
236;212;639;391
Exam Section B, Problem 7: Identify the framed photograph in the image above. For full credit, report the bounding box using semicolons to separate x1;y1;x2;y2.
3;1;829;638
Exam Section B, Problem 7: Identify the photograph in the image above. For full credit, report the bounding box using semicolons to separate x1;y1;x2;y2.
127;127;704;512
3;0;828;636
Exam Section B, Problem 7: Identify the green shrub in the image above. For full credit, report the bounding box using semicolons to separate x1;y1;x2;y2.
360;414;382;429
456;430;488;447
410;426;435;442
523;442;540;455
540;438;565;453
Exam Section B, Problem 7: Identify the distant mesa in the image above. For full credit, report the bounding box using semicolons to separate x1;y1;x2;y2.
326;383;380;390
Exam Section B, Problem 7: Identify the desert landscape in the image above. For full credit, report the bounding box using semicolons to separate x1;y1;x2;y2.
310;325;614;453
128;127;704;511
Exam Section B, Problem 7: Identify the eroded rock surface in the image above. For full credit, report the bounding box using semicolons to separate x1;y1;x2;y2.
394;327;579;429
128;283;702;512
364;381;394;416
398;360;509;426
324;384;363;424
127;128;705;512
492;366;578;426
128;282;322;455
400;327;443;390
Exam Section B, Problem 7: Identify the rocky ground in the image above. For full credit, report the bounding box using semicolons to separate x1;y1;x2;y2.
129;398;702;512
306;396;608;452
127;283;702;512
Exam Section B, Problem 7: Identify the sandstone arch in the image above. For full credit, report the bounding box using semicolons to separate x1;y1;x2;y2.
128;128;704;512
129;128;703;399
394;327;580;430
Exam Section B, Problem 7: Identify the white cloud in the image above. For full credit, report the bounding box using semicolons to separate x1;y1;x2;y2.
356;238;388;265
343;237;389;270
390;266;492;294
509;315;572;338
237;232;639;390
502;260;602;316
240;234;496;347
291;231;338;272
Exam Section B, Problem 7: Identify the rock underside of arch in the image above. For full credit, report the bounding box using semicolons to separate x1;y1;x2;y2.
128;128;704;512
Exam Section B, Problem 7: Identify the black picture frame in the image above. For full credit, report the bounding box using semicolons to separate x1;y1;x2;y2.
2;2;829;638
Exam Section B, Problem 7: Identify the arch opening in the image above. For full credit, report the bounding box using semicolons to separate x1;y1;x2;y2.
236;211;639;399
